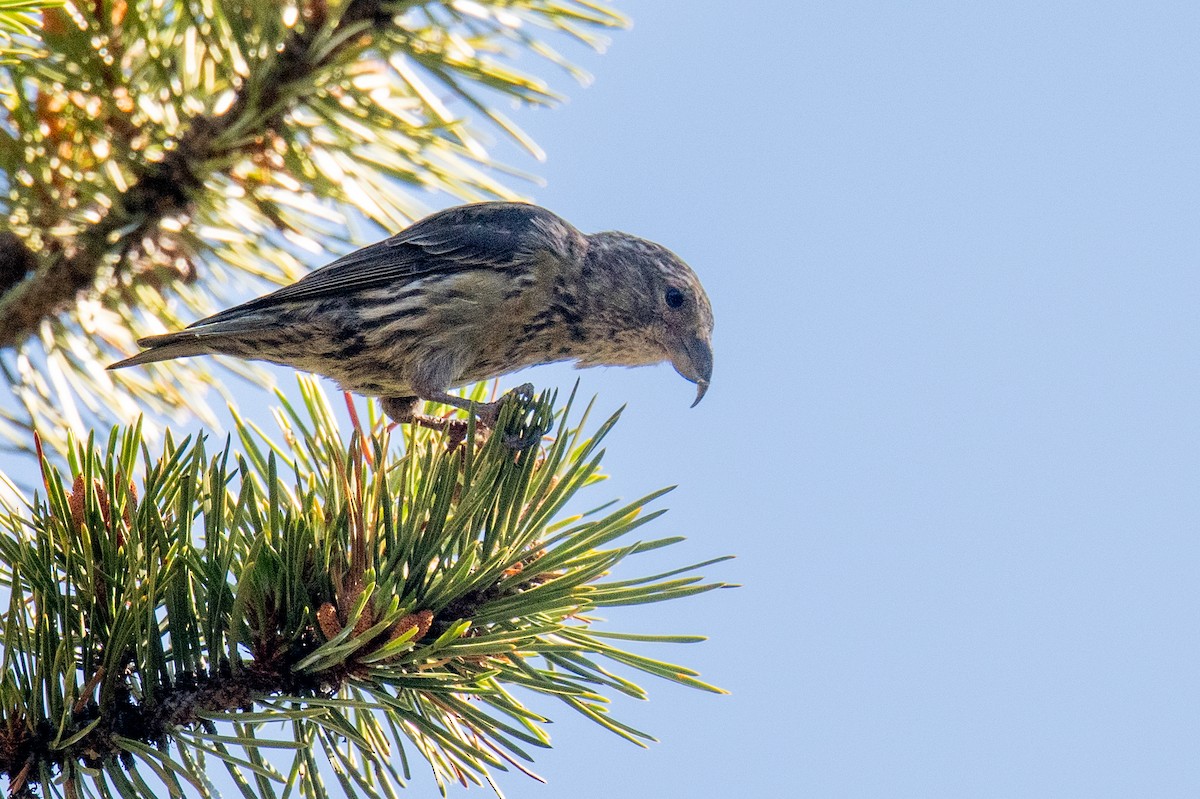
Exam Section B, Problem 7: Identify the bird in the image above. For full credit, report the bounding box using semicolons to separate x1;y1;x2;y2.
109;201;714;434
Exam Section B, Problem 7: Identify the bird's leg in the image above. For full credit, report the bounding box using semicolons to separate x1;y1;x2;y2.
380;396;471;449
383;385;537;449
421;383;535;428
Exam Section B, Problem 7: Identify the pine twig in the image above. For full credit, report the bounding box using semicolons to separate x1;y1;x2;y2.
0;0;400;350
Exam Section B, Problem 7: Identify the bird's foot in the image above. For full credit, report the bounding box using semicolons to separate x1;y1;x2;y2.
382;396;472;449
408;412;477;451
475;384;540;449
474;383;535;428
383;386;539;450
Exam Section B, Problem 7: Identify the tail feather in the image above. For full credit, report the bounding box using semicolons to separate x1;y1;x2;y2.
110;302;290;369
107;332;217;369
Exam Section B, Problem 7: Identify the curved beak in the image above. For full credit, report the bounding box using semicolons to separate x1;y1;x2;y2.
669;334;713;407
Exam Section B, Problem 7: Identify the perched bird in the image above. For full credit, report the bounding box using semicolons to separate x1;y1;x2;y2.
109;202;714;432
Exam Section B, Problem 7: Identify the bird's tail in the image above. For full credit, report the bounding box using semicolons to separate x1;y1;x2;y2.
107;332;216;369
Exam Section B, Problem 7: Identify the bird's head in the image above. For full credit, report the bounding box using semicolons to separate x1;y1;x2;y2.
583;232;714;406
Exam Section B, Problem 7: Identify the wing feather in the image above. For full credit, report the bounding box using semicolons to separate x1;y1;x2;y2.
193;202;573;328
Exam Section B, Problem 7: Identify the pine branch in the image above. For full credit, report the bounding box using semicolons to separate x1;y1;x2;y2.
0;0;59;40
0;232;35;293
0;0;626;457
0;378;730;797
0;0;405;350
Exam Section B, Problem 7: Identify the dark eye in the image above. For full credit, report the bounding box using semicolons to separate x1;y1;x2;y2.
665;287;686;309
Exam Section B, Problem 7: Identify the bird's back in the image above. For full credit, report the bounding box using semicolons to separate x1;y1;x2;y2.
108;202;589;394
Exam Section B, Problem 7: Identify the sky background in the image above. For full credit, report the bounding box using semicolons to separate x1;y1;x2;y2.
9;1;1200;797
475;2;1200;796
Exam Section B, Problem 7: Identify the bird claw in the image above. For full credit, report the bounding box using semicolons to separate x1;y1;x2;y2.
471;383;541;449
475;383;535;428
385;384;540;451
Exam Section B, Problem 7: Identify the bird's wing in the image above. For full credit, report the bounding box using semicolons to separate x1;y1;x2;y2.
192;202;572;328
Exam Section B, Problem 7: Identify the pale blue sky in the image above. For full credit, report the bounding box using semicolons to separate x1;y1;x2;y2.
11;2;1200;797
482;2;1200;797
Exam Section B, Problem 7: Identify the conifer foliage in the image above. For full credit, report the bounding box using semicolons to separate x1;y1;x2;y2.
0;379;729;797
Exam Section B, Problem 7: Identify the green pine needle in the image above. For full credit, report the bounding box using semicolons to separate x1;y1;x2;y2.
0;376;730;797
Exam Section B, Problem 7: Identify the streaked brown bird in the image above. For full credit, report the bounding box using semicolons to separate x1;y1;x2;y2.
109;202;714;431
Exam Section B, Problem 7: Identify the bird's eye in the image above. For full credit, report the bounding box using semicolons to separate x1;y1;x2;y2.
665;287;685;309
